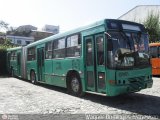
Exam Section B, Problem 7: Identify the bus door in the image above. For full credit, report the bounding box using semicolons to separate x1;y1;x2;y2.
17;52;21;77
84;35;106;92
95;34;106;92
85;36;96;91
37;47;45;82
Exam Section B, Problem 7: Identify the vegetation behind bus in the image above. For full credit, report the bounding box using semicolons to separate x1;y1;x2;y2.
0;39;17;76
0;49;7;75
143;11;160;43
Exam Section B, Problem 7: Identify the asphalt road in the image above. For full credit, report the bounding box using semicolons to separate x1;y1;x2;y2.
0;77;159;120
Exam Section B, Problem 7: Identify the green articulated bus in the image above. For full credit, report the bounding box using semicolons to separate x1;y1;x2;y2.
7;19;153;96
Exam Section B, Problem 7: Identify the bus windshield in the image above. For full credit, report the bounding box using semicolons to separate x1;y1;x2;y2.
107;31;150;69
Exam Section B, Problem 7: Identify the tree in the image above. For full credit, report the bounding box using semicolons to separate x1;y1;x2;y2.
6;26;16;35
143;11;160;43
0;20;16;48
0;20;8;31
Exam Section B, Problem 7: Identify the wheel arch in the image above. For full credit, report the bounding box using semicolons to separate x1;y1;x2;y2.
66;70;81;88
66;70;85;97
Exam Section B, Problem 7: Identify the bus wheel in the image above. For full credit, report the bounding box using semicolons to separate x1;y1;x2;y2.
31;71;36;84
68;74;84;97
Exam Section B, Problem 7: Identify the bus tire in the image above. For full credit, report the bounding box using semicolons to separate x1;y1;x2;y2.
30;71;37;84
67;73;84;97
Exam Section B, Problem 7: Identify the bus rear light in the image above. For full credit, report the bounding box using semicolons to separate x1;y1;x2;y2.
109;80;116;85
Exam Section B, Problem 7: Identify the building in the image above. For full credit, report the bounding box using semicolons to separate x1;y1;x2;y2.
6;35;34;46
6;24;59;45
6;25;36;46
16;25;37;33
30;30;54;41
42;25;59;34
118;5;160;23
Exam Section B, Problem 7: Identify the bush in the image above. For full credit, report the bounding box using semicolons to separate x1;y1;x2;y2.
143;11;160;43
0;49;7;75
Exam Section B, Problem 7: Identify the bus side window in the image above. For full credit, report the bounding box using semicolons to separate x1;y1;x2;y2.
11;51;17;61
17;53;20;65
11;51;14;60
66;34;81;57
53;38;65;58
45;42;52;59
27;47;36;61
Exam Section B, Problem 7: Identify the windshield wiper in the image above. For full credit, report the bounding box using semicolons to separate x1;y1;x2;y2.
104;32;111;37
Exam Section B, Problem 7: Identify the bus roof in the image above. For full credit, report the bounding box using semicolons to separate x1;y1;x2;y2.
149;43;160;47
27;19;105;48
26;19;145;48
7;46;22;51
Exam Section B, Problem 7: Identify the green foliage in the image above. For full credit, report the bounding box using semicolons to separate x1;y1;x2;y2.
143;11;160;43
4;39;11;45
0;20;8;31
0;38;16;50
0;39;15;75
0;49;7;75
0;20;14;75
0;45;13;50
0;20;15;50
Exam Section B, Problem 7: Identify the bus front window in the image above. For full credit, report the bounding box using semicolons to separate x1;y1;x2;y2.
126;32;149;52
107;31;150;69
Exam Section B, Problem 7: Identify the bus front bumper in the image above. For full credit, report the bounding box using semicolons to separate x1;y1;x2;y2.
108;79;153;96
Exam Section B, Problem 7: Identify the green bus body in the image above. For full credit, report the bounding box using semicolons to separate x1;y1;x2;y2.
7;19;153;96
7;47;23;77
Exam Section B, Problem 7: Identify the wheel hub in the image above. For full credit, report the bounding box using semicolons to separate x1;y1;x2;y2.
71;78;79;93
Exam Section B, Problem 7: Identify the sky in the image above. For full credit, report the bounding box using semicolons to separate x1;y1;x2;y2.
0;0;159;32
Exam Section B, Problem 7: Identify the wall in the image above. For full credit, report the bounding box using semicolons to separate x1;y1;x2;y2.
118;5;160;23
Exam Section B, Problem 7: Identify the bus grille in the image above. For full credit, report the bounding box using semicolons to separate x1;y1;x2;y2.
128;76;145;90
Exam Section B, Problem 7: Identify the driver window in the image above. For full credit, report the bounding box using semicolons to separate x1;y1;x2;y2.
108;32;121;54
